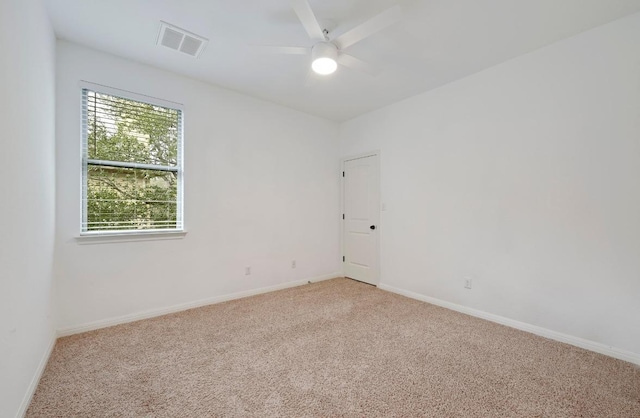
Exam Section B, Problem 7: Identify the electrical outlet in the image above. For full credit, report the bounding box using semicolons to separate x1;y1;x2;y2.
464;277;472;289
291;260;296;269
245;267;251;276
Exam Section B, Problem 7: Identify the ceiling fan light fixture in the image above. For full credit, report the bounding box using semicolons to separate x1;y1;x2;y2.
312;57;338;75
311;42;338;75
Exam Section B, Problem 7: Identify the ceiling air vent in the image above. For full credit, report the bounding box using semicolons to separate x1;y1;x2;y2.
157;21;208;58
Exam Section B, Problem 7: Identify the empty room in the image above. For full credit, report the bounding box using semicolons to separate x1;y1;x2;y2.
2;0;640;416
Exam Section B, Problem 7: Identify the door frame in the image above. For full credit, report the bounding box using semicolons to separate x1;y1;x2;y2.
340;150;381;285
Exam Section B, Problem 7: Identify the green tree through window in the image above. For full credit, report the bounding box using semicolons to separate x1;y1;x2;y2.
82;89;183;232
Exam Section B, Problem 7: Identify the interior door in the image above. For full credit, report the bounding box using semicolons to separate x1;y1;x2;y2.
343;154;380;285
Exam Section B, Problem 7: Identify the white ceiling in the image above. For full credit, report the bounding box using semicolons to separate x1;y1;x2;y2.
44;0;640;122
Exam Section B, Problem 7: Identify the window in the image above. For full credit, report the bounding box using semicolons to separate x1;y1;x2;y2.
81;85;183;234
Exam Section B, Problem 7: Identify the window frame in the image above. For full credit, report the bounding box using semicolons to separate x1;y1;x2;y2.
79;81;185;239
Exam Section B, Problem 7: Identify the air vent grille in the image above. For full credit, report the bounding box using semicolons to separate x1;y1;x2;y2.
180;35;203;56
157;22;208;58
161;28;184;50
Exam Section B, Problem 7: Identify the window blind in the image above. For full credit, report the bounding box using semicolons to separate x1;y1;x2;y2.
81;88;183;233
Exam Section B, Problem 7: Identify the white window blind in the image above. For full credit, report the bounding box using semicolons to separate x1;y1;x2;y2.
81;86;183;233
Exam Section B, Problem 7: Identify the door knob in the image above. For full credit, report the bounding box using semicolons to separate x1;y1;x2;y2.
370;225;376;230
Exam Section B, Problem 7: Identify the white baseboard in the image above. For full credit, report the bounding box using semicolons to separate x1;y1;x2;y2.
16;332;56;418
57;273;341;337
378;283;640;366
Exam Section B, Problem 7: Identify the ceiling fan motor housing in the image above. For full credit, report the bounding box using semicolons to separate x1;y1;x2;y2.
312;42;338;61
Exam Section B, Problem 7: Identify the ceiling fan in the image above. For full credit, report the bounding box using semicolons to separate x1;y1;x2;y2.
256;0;402;76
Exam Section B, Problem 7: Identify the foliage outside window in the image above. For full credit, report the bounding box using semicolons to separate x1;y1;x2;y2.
81;87;183;233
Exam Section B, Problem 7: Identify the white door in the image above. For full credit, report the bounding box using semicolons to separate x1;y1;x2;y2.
343;154;380;285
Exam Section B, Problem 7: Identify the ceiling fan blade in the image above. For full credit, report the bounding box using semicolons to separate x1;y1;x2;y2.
251;45;309;55
291;0;326;41
337;53;381;76
304;68;321;87
333;6;402;50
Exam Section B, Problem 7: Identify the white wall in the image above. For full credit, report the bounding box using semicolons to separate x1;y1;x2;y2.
340;13;640;357
0;0;57;416
55;42;340;331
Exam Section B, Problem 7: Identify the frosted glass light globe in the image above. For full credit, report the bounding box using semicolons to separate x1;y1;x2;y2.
312;57;338;75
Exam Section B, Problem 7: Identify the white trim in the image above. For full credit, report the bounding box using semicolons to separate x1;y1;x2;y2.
16;332;56;418
57;273;341;337
378;283;640;366
78;80;184;109
76;230;187;245
342;151;380;163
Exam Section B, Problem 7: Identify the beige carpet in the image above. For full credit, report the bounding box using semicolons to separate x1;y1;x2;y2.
28;278;640;417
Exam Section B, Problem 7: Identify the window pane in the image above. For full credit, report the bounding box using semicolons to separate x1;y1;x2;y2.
86;165;178;231
82;87;183;234
86;91;179;166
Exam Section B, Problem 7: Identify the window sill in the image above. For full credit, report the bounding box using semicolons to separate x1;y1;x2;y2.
75;230;187;245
